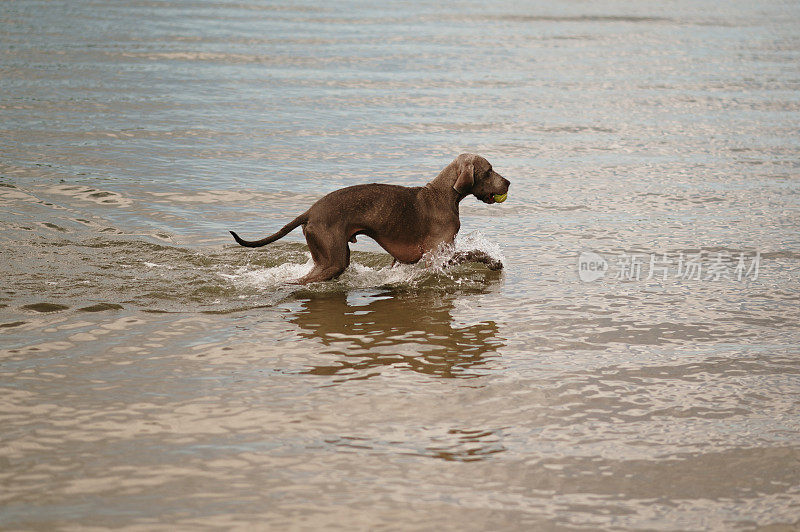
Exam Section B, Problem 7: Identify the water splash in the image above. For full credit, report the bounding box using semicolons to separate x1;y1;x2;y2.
220;255;316;288
220;231;505;290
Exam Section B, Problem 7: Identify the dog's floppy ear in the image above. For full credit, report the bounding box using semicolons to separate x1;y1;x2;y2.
453;154;475;194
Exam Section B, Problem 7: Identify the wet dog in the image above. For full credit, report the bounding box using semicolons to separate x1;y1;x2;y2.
230;153;509;283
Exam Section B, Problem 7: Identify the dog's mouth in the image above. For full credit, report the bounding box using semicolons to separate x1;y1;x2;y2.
480;192;507;204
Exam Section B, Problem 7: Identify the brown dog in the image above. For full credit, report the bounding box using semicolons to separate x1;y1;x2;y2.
230;153;509;284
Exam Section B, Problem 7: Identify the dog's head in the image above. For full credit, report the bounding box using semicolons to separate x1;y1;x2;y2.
452;153;510;204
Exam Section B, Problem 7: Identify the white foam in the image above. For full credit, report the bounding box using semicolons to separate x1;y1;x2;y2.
339;261;428;288
221;254;315;288
143;261;175;270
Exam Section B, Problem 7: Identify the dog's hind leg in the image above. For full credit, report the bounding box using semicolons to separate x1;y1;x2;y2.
295;226;351;284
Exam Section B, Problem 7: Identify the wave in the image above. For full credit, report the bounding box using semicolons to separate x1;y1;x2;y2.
221;231;505;292
4;231;505;316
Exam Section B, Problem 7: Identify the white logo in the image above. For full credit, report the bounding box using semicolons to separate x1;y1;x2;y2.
577;250;760;283
578;251;608;282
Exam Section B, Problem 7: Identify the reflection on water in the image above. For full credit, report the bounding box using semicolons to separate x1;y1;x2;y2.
1;0;799;529
290;288;504;379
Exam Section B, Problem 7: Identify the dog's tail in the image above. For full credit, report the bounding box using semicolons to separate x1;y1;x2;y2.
229;212;308;248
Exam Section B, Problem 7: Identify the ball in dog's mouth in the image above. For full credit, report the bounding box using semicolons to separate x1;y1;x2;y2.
480;192;507;204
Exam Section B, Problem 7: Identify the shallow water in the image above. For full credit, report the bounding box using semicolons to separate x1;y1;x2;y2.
2;0;800;529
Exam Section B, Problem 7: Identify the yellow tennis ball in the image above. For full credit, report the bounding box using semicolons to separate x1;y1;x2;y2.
493;193;507;203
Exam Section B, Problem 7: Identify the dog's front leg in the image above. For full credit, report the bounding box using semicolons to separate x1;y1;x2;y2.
447;250;503;271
